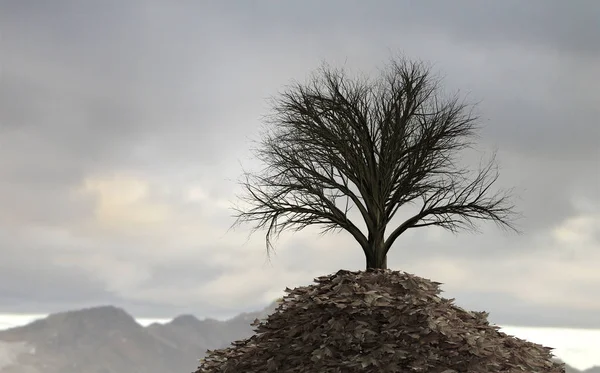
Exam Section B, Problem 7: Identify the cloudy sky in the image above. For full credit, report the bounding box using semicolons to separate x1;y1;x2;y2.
0;0;598;329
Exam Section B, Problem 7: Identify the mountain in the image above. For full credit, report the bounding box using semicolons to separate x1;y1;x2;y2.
0;305;188;373
0;304;276;373
564;364;600;373
0;303;591;373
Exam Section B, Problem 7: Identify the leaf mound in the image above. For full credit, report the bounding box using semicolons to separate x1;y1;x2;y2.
195;269;565;373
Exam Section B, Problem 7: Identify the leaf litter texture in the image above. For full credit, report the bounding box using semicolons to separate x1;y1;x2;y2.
195;269;565;373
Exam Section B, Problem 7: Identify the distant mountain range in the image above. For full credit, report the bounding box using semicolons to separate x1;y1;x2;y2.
0;305;594;373
0;304;276;373
567;365;600;373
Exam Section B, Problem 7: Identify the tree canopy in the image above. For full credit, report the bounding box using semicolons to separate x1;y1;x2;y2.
231;56;518;269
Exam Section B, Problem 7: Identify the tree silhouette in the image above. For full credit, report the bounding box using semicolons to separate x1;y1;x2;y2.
231;56;518;269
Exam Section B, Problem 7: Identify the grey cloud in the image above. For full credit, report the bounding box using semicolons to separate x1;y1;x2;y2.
402;0;600;57
0;1;598;328
0;226;232;317
205;0;600;58
0;236;114;313
449;290;599;329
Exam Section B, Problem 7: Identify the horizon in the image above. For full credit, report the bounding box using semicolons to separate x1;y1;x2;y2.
0;308;598;371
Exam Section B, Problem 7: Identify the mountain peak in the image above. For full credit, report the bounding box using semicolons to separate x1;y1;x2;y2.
2;305;142;338
170;314;201;326
46;305;136;324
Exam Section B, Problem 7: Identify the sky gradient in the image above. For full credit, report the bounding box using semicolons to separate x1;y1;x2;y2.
0;1;598;329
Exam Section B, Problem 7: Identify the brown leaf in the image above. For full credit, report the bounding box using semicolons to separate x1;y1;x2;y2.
194;269;565;373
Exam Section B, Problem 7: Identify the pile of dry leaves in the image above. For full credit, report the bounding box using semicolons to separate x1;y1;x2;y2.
194;269;565;373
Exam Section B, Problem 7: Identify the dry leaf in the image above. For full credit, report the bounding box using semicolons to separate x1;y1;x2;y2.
195;269;565;373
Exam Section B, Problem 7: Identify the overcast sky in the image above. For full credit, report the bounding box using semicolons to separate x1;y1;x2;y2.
0;0;598;329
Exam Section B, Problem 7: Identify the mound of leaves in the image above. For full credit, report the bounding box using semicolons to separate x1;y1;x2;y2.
195;269;565;373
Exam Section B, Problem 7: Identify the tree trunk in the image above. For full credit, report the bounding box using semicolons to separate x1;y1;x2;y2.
365;229;387;269
366;251;387;269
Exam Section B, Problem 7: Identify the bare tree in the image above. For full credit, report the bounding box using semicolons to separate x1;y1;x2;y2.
231;56;518;270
